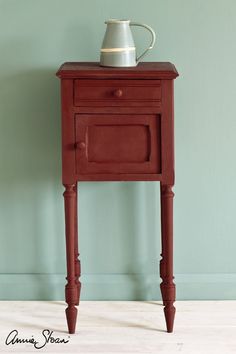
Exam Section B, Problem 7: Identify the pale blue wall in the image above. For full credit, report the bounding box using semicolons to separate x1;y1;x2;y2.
1;0;236;300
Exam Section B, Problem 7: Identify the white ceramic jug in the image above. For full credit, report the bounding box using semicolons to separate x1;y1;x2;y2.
100;19;156;67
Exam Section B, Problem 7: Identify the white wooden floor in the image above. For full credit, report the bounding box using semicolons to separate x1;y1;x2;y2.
0;301;235;353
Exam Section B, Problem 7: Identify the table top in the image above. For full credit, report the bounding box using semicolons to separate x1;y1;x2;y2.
56;62;179;80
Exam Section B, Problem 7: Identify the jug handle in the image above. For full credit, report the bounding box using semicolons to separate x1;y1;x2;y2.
130;22;156;63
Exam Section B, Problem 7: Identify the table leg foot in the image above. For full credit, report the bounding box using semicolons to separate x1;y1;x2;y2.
160;282;176;332
65;304;78;334
164;301;176;333
65;280;78;334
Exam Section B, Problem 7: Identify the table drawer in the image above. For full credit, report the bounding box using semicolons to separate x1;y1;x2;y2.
74;79;161;107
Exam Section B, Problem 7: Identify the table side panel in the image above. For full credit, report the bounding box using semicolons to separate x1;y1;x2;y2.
160;80;175;185
61;79;77;184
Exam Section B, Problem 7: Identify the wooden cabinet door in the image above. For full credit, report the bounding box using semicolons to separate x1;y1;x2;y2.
75;114;161;175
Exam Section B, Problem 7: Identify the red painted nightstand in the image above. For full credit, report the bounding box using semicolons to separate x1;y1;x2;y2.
56;62;179;334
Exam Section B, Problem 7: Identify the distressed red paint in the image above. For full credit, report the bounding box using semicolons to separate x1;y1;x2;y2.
56;62;179;334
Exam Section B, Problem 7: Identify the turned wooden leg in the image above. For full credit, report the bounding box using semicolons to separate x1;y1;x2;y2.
63;184;78;334
74;183;81;306
160;183;176;333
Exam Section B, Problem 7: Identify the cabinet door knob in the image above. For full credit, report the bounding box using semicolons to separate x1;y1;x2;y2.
77;142;86;150
113;89;123;98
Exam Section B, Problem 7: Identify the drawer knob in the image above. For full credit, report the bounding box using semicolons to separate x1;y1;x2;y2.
77;142;86;150
113;89;123;98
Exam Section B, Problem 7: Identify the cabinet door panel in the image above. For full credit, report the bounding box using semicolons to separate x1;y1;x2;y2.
75;114;161;175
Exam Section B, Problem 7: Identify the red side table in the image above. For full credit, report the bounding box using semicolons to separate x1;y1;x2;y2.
56;62;179;334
